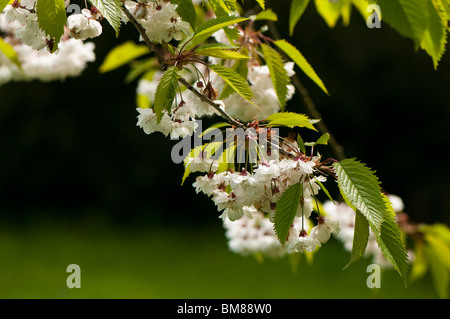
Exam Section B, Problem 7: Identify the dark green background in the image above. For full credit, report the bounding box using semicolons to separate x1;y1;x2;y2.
0;1;448;298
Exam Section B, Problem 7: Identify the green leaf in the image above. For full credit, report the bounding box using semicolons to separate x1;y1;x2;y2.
274;182;303;245
172;0;197;30
423;232;450;298
88;0;122;37
153;66;179;123
409;241;428;282
266;112;317;131
314;0;352;27
424;243;449;299
315;132;330;145
261;43;290;110
420;0;447;69
99;41;149;73
36;0;66;52
297;134;306;154
374;194;409;284
0;38;21;69
289;0;310;36
192;15;249;43
343;210;370;269
367;0;427;46
253;9;278;21
335;158;409;283
209;64;253;102
334;158;385;231
314;178;334;204
194;47;250;60
0;0;10;14
274;39;329;95
218;50;249;100
256;0;265;10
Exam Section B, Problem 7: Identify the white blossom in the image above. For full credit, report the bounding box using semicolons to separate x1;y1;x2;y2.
67;9;102;40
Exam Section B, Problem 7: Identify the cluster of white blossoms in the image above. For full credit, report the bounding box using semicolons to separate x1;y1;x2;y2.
0;1;96;87
323;194;412;267
123;0;192;44
136;76;224;139
188;140;340;257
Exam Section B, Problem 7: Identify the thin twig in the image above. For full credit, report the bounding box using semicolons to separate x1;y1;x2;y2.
121;5;244;128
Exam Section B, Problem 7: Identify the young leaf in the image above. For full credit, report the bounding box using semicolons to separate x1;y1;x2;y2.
315;132;330;145
314;178;334;204
0;38;21;69
297;134;306;154
36;0;66;52
194;48;250;60
253;9;278;22
343;210;370;269
192;15;249;43
420;0;447;69
99;41;149;73
209;64;254;102
274;182;303;245
289;0;310;36
266;112;317;131
261;43;290;110
314;0;352;27
153;66;179;123
88;0;122;37
274;39;329;95
0;0;10;13
256;0;265;10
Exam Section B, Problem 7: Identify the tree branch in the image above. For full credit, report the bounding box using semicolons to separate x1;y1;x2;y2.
121;4;244;128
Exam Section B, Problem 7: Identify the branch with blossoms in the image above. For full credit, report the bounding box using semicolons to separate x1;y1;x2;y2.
5;0;450;295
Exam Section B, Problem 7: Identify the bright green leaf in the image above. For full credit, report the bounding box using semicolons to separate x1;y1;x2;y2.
36;0;66;52
274;39;329;95
297;134;306;154
314;0;352;27
315;132;330;145
343;210;370;269
153;66;179;123
209;64;254;102
274;182;303;245
253;9;278;21
266;112;318;131
194;48;250;60
99;41;149;73
0;0;10;13
289;0;310;36
88;0;122;37
420;0;447;69
0;37;21;69
256;0;265;10
192;15;249;43
261;43;290;110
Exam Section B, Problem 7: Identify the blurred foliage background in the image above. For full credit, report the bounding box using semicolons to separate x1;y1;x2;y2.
0;1;449;298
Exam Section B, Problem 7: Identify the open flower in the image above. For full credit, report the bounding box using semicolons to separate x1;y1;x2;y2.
67;9;102;40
